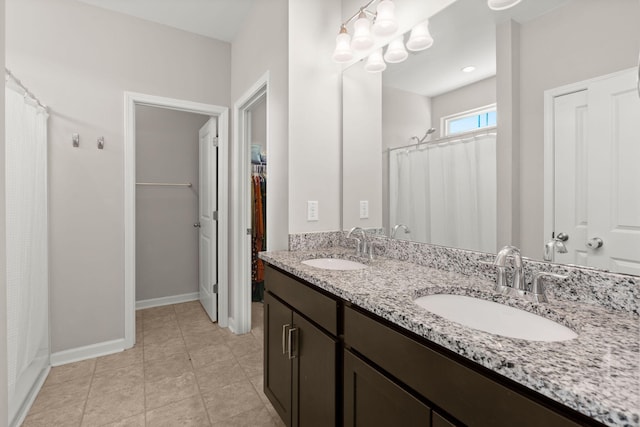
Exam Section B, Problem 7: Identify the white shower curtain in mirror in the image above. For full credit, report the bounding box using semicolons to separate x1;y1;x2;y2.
6;79;49;425
390;134;496;253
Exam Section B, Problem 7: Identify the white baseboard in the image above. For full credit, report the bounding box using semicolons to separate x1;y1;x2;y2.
135;292;199;310
10;365;50;427
50;338;127;366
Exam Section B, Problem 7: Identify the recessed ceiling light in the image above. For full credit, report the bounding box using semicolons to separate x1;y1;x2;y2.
487;0;523;11
462;66;476;73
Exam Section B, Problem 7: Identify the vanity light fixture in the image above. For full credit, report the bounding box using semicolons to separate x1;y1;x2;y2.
406;20;434;52
351;11;375;50
372;0;398;36
332;0;434;70
364;49;387;73
384;36;408;63
462;65;476;73
487;0;523;11
332;25;354;63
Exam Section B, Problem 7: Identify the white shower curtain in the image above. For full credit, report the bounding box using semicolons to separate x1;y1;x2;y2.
5;79;49;425
390;133;496;253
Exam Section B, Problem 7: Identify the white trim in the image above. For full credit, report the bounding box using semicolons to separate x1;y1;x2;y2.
50;338;127;366
124;92;230;349
9;366;50;427
230;72;269;334
135;292;199;310
542;67;635;243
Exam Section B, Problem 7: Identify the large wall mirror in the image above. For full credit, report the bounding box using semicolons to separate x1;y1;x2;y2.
342;0;640;275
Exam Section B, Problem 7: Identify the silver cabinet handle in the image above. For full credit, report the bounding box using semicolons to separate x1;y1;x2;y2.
282;324;290;355
287;327;298;360
586;237;604;249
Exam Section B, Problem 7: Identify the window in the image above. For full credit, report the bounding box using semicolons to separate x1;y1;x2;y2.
442;104;497;136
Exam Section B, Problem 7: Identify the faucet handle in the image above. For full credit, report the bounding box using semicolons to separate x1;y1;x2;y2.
528;272;569;302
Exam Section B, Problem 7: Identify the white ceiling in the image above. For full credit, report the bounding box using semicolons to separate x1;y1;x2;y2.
75;0;256;42
382;0;569;97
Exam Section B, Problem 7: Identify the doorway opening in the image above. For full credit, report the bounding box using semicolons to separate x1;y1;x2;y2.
124;92;229;348
231;73;269;334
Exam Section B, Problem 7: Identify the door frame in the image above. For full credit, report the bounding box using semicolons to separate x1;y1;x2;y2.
230;72;269;334
542;67;634;247
124;91;229;348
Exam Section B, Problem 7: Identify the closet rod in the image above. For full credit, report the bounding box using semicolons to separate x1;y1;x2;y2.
136;182;192;187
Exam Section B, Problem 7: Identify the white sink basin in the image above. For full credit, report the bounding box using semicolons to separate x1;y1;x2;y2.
302;258;368;271
414;294;577;342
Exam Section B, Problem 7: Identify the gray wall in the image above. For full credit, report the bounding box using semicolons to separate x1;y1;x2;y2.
6;0;231;353
231;0;288;252
135;106;209;302
250;97;267;151
431;76;496;135
288;0;343;233
0;0;8;422
517;0;639;258
230;0;287;322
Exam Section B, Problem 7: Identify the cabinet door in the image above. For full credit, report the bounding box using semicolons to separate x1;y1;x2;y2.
344;350;431;427
264;292;292;425
292;312;337;427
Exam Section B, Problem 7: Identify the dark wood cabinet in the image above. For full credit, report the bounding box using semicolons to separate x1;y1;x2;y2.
263;263;603;427
264;267;338;427
344;349;431;427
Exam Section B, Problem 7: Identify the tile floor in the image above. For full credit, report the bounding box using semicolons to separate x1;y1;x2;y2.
22;301;284;427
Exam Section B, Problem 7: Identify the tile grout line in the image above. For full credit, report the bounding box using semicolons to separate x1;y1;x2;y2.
78;357;97;426
175;303;215;426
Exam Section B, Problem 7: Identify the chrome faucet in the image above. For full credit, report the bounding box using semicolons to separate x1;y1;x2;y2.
347;227;368;257
391;224;411;239
493;246;525;295
529;271;569;303
543;233;569;261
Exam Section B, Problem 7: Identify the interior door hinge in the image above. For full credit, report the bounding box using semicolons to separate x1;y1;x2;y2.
246;228;252;235
212;137;219;146
212;283;218;294
213;211;218;221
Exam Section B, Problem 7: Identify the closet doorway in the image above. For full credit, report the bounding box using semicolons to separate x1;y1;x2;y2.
124;92;229;349
232;74;269;334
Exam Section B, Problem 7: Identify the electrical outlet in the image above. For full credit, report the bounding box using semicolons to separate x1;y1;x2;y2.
307;201;319;221
359;200;369;219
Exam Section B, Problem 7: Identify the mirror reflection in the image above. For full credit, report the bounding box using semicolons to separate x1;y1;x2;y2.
342;0;640;275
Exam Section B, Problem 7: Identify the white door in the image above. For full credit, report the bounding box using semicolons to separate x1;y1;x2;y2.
199;118;219;321
553;69;640;274
553;90;589;266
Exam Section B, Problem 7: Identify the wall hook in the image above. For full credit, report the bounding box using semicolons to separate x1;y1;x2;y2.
97;136;105;150
72;133;80;148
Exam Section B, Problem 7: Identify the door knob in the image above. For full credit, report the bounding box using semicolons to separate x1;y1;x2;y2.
586;237;603;249
193;223;201;228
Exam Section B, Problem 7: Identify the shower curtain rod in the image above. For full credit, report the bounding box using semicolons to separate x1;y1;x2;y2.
388;127;497;153
4;68;49;112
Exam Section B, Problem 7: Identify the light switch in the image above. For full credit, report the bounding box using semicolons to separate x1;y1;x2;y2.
359;200;369;219
307;201;319;221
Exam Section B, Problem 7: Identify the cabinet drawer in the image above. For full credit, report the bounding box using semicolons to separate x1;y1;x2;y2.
344;306;584;427
265;266;338;336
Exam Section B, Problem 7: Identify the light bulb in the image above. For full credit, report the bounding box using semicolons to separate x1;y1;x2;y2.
351;12;374;50
364;49;386;73
372;0;398;36
406;20;434;52
332;27;354;63
384;37;408;63
487;0;523;10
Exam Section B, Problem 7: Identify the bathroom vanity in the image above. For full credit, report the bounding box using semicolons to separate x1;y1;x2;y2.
260;245;639;427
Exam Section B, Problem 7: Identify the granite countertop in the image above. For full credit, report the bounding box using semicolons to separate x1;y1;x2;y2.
259;247;640;427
